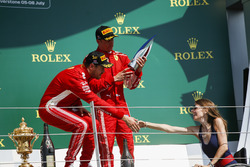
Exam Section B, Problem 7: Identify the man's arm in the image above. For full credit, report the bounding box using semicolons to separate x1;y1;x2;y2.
68;74;140;132
89;67;134;93
88;72;114;94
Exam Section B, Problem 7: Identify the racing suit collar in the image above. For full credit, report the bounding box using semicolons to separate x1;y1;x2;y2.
96;47;114;56
81;65;92;80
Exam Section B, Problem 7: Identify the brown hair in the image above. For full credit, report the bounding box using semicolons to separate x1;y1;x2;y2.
195;98;228;132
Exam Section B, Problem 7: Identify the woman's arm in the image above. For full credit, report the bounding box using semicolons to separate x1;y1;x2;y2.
209;118;228;166
138;121;199;136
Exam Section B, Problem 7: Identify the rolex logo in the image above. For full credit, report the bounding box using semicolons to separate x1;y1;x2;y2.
192;91;203;101
170;0;209;7
175;38;213;61
180;91;204;115
45;40;56;52
114;12;126;25
112;12;140;35
32;40;71;63
187;38;198;50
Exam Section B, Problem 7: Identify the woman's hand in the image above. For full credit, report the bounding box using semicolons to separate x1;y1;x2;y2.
138;121;147;128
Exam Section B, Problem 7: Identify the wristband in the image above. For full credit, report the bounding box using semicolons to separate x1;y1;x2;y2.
209;162;214;167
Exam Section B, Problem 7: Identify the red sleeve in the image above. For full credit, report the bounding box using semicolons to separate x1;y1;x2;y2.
88;72;114;93
64;72;124;119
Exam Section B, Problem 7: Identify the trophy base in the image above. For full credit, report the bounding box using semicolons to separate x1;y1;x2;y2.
19;163;33;167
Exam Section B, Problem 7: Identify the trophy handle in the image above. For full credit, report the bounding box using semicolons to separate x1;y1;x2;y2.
8;133;18;148
31;134;39;148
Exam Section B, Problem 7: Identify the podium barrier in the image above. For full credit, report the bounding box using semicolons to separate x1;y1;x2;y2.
0;105;250;166
90;101;101;167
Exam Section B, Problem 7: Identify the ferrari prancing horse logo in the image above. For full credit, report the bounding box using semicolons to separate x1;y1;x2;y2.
114;55;118;61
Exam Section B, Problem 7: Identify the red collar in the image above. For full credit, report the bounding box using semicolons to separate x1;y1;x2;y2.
81;64;91;80
96;47;114;55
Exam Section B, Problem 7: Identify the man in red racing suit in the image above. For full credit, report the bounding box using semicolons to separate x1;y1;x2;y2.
84;26;147;167
39;51;140;167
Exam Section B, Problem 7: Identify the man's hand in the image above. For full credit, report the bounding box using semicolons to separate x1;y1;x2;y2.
136;57;147;73
122;115;140;132
114;68;133;82
79;107;91;117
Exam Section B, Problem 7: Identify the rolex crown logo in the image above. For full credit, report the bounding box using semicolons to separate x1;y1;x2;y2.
192;91;203;101
187;38;198;50
45;40;56;52
114;12;126;25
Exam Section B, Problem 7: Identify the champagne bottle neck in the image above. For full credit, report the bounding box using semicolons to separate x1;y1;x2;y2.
43;123;49;135
122;139;131;155
123;140;128;149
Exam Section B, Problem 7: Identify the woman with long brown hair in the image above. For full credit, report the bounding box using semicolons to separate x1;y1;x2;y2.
139;99;237;167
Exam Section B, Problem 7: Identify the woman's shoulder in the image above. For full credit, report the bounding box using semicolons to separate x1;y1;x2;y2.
213;117;224;125
213;117;225;131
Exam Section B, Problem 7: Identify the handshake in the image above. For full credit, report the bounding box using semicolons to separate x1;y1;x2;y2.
122;115;147;132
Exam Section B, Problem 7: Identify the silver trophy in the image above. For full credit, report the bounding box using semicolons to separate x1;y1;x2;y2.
128;36;155;71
